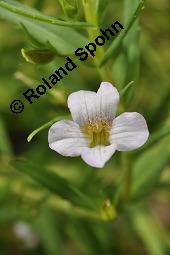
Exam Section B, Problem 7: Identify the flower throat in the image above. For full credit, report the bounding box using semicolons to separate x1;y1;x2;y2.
82;120;111;147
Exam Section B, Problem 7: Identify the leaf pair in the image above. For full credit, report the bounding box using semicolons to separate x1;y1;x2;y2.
0;0;92;27
0;0;90;56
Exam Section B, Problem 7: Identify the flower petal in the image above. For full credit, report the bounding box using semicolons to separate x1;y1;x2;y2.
110;112;149;151
81;145;116;168
67;90;96;126
48;120;88;156
67;82;119;126
96;82;119;122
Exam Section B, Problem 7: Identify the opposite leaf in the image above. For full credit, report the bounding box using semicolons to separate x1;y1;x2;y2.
0;0;89;55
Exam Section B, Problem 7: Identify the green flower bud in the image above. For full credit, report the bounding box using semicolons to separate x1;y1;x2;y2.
101;199;117;221
21;48;56;64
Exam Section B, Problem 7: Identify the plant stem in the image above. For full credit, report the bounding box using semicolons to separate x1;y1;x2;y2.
82;0;113;82
122;153;132;205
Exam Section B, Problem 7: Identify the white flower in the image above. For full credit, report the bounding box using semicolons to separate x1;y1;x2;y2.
13;221;39;249
48;82;149;168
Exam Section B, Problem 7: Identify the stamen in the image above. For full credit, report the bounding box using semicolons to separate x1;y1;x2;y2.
81;119;111;147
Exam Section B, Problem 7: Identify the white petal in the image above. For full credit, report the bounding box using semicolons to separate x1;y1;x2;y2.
81;145;116;168
67;90;96;126
110;112;149;151
67;82;119;126
48;120;88;156
96;82;119;121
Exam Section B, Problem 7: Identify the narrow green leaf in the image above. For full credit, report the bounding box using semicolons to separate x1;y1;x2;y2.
21;23;42;47
0;0;94;28
112;53;127;90
0;0;89;55
120;81;134;97
131;138;170;201
132;208;166;255
11;160;96;210
123;0;141;101
100;0;144;66
27;115;70;142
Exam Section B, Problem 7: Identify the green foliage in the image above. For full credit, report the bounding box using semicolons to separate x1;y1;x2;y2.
132;137;170;201
0;0;93;27
11;159;97;211
58;0;77;18
34;209;63;255
0;117;13;156
120;80;134;97
27;115;70;142
0;0;89;55
132;208;167;255
100;0;144;67
0;0;170;254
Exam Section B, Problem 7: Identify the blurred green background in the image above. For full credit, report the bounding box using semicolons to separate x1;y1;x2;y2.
0;0;170;254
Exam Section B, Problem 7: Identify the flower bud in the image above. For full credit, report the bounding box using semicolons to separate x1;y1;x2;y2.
21;48;56;64
101;199;117;221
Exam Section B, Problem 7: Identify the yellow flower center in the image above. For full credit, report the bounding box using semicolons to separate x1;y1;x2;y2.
81;120;111;147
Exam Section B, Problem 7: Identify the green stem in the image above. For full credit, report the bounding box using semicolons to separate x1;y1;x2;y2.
122;153;132;205
82;0;113;82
